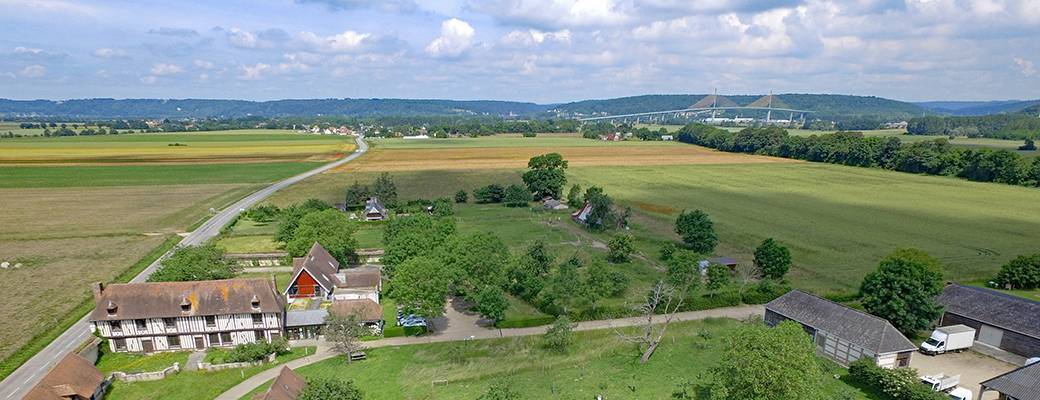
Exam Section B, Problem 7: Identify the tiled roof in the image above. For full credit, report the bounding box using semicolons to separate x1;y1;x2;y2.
981;362;1040;400
253;367;307;400
89;278;283;321
337;267;380;289
329;299;382;321
766;290;916;355
23;354;105;400
288;242;341;293
938;284;1040;339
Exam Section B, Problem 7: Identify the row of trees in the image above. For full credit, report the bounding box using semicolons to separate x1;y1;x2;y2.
677;124;1040;187
908;114;1040;139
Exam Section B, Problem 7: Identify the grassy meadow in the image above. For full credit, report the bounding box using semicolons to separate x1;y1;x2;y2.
241;318;876;400
0;130;351;379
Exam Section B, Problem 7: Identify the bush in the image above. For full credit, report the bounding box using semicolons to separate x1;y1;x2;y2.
521;132;537;138
224;338;289;363
474;184;505;203
681;291;742;311
993;254;1040;290
741;280;791;304
658;242;677;261
543;316;574;352
454;190;468;203
607;233;634;263
495;316;555;329
848;359;945;400
503;184;531;207
245;204;281;222
382;325;427;338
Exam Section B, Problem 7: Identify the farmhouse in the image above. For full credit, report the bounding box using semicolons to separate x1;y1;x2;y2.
979;361;1040;400
571;201;593;224
89;278;284;353
253;367;306;400
765;290;916;368
937;284;1040;358
284;243;382;302
364;197;388;221
23;353;110;400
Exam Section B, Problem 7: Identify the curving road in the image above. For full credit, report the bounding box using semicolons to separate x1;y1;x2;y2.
0;135;368;400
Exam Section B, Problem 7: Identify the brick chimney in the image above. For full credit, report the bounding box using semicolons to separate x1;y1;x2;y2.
91;282;104;301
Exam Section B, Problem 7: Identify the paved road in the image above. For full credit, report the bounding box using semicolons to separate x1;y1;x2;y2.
216;304;764;400
0;136;368;400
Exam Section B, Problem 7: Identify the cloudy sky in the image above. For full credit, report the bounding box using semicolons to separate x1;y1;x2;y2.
1;0;1038;103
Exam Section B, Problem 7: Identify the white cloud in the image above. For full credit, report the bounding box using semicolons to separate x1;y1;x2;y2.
140;75;157;84
298;30;372;52
472;0;630;29
426;18;475;57
227;28;260;48
193;59;215;69
1013;57;1036;76
500;29;572;47
19;65;46;78
150;63;183;76
239;63;271;80
14;47;43;55
93;48;128;59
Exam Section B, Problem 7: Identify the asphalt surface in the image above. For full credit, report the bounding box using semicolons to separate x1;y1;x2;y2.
0;135;368;400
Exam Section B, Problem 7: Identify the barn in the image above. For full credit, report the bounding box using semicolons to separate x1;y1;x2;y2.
766;290;916;368
937;284;1040;358
979;361;1040;400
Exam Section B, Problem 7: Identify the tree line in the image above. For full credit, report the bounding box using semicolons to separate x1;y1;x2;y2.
676;124;1040;187
907;114;1040;139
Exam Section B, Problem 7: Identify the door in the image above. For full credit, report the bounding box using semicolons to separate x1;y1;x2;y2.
193;336;204;349
141;339;154;353
978;325;1004;347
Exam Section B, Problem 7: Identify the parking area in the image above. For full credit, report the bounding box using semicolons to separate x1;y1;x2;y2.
911;350;1017;400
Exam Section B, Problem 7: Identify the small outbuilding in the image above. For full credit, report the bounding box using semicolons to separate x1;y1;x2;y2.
363;197;388;221
979;361;1040;400
253;366;307;400
765;290;916;368
937;284;1040;357
23;353;110;400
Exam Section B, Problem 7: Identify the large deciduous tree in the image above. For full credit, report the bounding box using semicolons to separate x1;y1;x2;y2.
703;321;823;400
860;248;945;336
607;233;635;263
470;285;509;323
674;209;718;253
503;184;530;207
754;238;791;280
344;181;370;210
274;198;331;242
149;243;239;282
371;172;398;207
285;209;358;265
566;184;583;208
389;256;450;329
522;152;569;199
994;254;1040;290
324;312;366;363
382;214;456;277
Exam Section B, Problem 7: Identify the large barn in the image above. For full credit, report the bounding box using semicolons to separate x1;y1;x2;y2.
766;290;916;368
937;284;1040;358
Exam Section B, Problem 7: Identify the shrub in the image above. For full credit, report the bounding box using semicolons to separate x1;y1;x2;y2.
495;316;555;329
474;184;505;203
741;280;791;304
224;338;289;363
659;242;677;261
245;204;280;222
848;359;945;400
454;190;468;203
993;254;1040;290
503;184;531;207
543;316;574;352
382;325;427;338
607;233;635;263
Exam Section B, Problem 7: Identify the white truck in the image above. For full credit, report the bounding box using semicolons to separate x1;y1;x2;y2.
921;325;976;355
921;374;973;400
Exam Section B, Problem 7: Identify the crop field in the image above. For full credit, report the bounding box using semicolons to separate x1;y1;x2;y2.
241;318;875;400
0;130;353;164
0;130;349;378
272;135;1040;297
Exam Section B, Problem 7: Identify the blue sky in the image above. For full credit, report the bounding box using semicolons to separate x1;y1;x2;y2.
1;0;1038;102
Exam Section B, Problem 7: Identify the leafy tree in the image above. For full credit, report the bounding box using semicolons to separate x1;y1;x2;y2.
705;321;823;400
478;381;521;400
754;238;791;280
566;184;583;207
505;241;553;301
149;244;239;282
474;184;505;203
675;209;717;253
666;250;702;290
245;204;280;223
442;232;511;294
586;259;629;298
607;233;635;263
454;189;468;203
1029;158;1040;187
524;240;555;274
659;242;677;261
503;184;530;207
285;209;358;265
582;186;616;231
299;377;363;400
522;153;569;199
706;263;730;293
344;181;370;210
371;172;398;207
382;215;456;277
994;254;1040;290
539;256;584;315
470;285;509;323
389;256;450;327
274;199;331;242
860;248;945;336
324;312;366;363
543;315;574;352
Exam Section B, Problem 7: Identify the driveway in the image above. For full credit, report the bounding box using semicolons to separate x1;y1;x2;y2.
911;350;1017;400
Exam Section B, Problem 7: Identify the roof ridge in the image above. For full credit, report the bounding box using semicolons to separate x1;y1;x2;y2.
788;289;893;326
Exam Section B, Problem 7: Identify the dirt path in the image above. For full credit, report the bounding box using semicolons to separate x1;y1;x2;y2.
215;304;763;400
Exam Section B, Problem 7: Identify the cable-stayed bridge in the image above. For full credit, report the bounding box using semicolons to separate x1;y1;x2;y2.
577;91;813;124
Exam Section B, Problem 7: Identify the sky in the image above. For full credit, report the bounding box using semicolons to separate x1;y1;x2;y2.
0;0;1038;103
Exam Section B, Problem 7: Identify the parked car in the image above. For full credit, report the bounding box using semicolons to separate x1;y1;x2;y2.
921;325;975;355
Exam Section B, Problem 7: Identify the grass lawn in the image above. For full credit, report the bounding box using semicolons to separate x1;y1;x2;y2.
216;235;282;253
243;318;875;400
963;281;1040;302
354;222;385;249
0;162;324;188
95;349;190;374
105;346;315;400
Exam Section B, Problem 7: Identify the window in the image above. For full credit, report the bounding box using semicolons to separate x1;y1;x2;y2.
135;319;148;331
220;332;232;345
251;314;264;326
167;335;180;348
163;318;176;330
113;339;127;351
254;330;266;341
205;315;216;328
208;333;219;346
111;321;123;334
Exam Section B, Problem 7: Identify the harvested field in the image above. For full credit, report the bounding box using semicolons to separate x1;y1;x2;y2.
333;143;792;173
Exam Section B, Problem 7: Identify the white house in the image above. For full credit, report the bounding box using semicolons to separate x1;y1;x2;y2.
88;278;284;353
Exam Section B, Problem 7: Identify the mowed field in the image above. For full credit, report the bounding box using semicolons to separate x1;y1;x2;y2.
0;130;351;377
271;134;1040;296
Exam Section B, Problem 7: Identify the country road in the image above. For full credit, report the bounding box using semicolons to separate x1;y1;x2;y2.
0;135;368;400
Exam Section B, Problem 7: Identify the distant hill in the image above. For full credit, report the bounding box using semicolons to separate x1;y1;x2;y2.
0;98;550;119
915;100;1040;116
0;94;930;121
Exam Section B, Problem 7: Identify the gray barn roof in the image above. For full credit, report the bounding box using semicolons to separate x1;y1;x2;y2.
981;362;1040;400
285;310;328;327
766;290;916;355
938;284;1040;339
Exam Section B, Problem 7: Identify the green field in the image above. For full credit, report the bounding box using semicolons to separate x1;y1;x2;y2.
0;162;322;188
241;318;875;400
